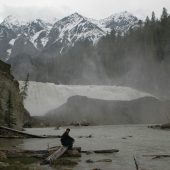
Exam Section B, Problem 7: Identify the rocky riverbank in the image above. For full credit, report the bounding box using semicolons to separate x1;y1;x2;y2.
0;60;30;129
0;146;118;170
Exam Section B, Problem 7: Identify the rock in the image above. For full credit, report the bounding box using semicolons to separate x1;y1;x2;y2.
65;150;81;157
87;134;92;138
54;158;78;166
161;123;170;129
86;159;94;163
0;60;30;130
15;161;20;164
78;135;93;138
0;151;7;161
78;136;83;138
94;149;119;153
92;168;101;170
148;124;161;128
86;151;92;155
0;162;9;167
96;159;112;162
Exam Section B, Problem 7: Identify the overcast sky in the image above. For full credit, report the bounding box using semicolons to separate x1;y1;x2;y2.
0;0;170;22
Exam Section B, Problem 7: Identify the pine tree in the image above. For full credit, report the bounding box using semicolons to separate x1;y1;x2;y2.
161;7;168;26
145;16;150;25
20;73;29;100
5;91;16;128
151;11;156;23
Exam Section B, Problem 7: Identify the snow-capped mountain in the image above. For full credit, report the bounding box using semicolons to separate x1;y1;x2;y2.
0;11;139;61
102;11;138;32
45;13;106;54
1;15;27;32
23;19;52;49
0;16;53;60
89;11;138;33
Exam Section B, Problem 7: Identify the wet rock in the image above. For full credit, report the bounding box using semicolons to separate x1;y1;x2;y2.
78;136;83;138
15;161;20;164
86;159;94;163
54;158;78;166
0;151;7;161
78;134;93;138
65;150;81;157
0;162;9;167
85;151;92;155
148;124;161;128
94;149;119;153
87;134;92;138
96;159;112;162
161;123;170;129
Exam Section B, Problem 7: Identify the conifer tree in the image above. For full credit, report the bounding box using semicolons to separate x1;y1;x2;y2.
5;91;16;128
20;73;29;100
151;12;156;23
161;8;168;21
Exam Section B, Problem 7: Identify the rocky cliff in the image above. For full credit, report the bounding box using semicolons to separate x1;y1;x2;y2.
0;60;29;129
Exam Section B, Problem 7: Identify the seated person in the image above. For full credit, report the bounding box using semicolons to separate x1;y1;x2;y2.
60;128;74;149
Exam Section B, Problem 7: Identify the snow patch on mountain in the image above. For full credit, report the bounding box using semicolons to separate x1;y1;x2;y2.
0;12;139;60
6;49;12;57
89;11;138;33
20;81;154;116
1;15;27;30
9;38;16;46
48;13;106;47
30;30;44;47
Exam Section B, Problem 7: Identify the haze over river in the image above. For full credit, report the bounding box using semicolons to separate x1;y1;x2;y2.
1;125;170;170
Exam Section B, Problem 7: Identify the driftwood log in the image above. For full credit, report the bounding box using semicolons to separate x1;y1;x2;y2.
0;146;119;166
81;149;119;154
0;126;45;138
0;126;61;138
143;154;170;159
44;146;68;164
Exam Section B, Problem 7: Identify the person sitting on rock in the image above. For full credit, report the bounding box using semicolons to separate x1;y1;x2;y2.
61;128;74;149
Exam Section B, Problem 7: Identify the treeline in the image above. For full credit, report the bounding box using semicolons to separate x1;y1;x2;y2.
92;7;170;96
96;8;170;76
58;8;170;87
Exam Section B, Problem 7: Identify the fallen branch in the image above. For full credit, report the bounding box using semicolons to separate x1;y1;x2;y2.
81;149;119;154
143;154;170;159
133;156;139;170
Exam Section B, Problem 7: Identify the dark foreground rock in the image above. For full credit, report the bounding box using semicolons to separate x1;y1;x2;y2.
148;123;170;129
0;60;30;129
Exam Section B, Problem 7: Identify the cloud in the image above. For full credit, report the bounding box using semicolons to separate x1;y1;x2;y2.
0;4;74;22
0;0;170;22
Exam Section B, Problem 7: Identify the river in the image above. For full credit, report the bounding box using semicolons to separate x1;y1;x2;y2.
1;125;170;170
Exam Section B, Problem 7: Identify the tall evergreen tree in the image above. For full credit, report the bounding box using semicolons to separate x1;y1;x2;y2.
5;91;16;128
20;73;29;100
161;7;168;27
151;11;156;23
161;8;168;21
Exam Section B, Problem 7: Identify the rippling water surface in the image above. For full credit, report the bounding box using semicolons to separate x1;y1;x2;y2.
1;125;170;170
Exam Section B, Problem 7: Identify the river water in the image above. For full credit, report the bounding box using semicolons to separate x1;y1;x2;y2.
1;125;170;170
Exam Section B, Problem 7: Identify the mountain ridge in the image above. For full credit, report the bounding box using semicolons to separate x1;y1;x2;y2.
0;11;139;61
